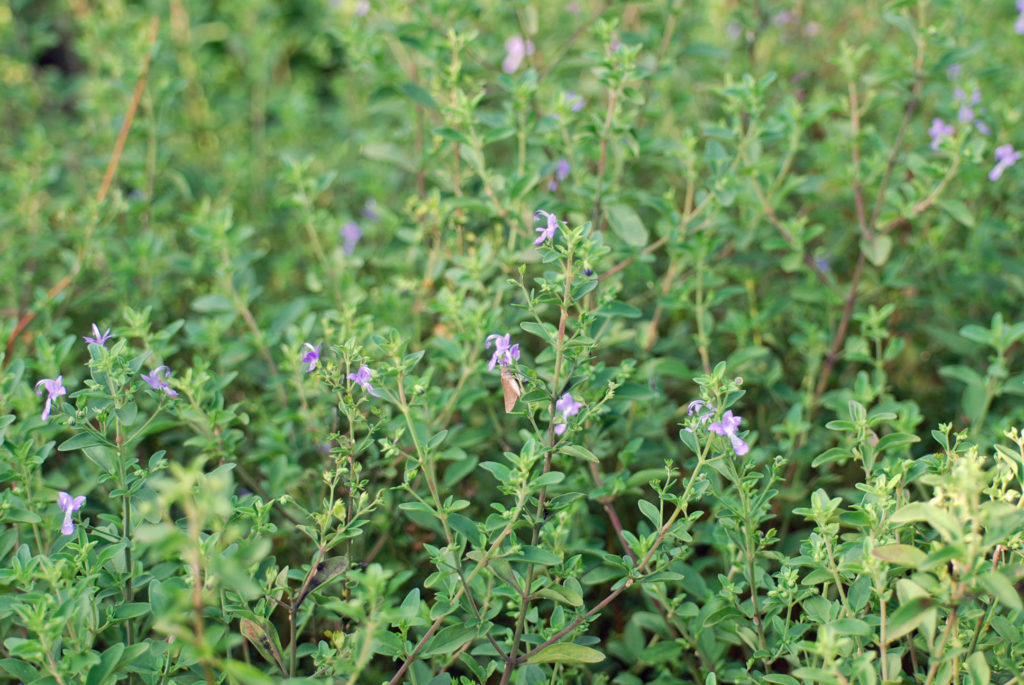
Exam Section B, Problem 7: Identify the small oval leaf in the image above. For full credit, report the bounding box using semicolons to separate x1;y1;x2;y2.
526;643;605;665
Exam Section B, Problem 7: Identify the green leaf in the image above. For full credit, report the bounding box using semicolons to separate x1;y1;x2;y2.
847;575;872;612
791;668;840;684
363;141;418;173
965;651;990;685
979;570;1023;611
434;126;471;145
508;545;561;566
112;603;151;620
638;500;661;527
811;447;852;467
828;618;871;637
885;596;933;642
763;676;800;685
221;659;278;684
605;203;648;247
115;403;138;427
482;126;516;145
594;301;642;319
536;583;583;607
937;199;975;228
58;432;113;452
890;502;962;542
448;513;482;548
938;364;984;387
860;235;893;266
191;293;235;313
533;471;565;488
85;643;124;685
421;625;477;658
871;544;926;568
480;461;511;482
525;642;605;664
0;658;39;681
560;445;599;463
398;83;437;110
0;415;16;442
520;320;558;344
638;641;680;663
874;432;920;454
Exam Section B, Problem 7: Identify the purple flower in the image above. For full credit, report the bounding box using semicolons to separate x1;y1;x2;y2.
502;35;535;74
955;88;981;124
341;222;362;254
566;91;585;112
301;342;322;373
547;158;571;191
141;366;179;397
929;118;954;151
533;209;565;246
355;0;369;16
709;410;750;456
347;364;381;396
362;198;379;220
975;120;991;136
686;399;715;427
814;255;832;273
83;324;114;347
1016;1;1024;34
946;63;962;80
773;10;795;26
35;376;67;422
58;491;86;535
989;144;1021;181
553;392;583;435
485;333;520;371
958;103;975;124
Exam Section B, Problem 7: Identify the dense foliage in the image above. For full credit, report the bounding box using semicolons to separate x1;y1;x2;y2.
2;1;1023;683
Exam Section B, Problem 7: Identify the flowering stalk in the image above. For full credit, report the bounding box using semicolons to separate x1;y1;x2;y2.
500;231;576;685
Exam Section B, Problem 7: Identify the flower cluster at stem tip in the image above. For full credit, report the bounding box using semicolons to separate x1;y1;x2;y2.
533;209;566;246
687;399;750;456
83;323;114;347
299;343;382;397
485;333;520;370
348;365;381;397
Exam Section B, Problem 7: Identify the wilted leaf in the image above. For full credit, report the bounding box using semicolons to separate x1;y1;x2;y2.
240;618;286;675
297;555;349;608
